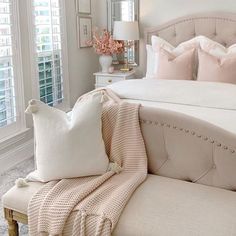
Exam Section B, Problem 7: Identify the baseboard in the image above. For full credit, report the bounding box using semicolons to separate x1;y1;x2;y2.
0;139;34;175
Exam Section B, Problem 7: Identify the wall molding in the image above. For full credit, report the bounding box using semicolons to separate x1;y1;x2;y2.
0;139;34;175
0;128;30;151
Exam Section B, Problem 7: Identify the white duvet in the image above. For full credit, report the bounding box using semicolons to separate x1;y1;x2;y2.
109;79;236;134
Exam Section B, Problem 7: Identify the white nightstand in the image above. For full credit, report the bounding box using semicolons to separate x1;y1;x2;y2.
94;70;136;88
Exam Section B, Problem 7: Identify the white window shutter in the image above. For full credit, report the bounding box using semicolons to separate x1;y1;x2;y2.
0;0;25;140
29;0;69;109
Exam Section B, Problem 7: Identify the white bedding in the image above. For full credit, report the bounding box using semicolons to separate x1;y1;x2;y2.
108;79;236;134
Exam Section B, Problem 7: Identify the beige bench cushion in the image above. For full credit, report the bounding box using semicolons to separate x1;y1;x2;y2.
113;175;236;236
2;175;236;235
2;182;44;214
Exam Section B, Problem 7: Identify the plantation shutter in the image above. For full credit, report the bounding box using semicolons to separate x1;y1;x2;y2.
0;0;24;138
31;0;66;107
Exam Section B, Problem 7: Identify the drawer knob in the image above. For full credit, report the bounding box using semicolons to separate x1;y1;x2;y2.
108;79;112;83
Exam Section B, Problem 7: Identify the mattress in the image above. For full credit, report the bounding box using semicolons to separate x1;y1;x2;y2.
108;79;236;134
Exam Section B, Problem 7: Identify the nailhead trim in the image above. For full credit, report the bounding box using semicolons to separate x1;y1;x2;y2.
141;119;236;154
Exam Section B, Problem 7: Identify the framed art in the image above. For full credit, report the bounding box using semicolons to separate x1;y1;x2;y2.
78;16;92;48
76;0;91;15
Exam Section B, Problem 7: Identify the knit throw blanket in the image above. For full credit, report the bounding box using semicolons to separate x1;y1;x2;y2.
28;89;147;236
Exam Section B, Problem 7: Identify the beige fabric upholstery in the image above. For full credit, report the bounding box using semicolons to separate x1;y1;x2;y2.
113;175;236;236
140;107;236;191
145;12;236;47
2;182;44;214
3;175;236;236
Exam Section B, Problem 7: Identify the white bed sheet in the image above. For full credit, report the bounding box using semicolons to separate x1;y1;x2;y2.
124;99;236;134
108;79;236;134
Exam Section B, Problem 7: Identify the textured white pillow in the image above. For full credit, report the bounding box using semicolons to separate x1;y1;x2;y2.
26;93;109;182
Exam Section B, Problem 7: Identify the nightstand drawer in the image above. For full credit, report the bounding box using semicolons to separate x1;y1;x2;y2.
96;76;124;85
94;71;136;88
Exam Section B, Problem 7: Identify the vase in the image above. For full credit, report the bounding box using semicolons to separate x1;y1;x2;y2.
99;55;113;73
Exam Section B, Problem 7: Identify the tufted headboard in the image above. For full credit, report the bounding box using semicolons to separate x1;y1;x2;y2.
145;12;236;47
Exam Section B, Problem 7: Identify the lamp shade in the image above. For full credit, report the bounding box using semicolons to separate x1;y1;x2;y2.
113;21;139;41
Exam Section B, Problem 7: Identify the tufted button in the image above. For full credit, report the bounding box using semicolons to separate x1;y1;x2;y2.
223;146;228;150
216;143;222;147
154;122;159;126
185;179;192;183
230;149;235;154
212;164;217;169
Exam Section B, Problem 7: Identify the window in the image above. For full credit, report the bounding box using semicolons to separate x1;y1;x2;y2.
0;0;25;140
121;1;134;21
28;0;69;109
121;1;135;64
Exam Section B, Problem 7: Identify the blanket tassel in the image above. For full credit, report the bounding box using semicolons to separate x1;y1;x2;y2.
107;162;123;174
95;214;106;236
15;178;29;188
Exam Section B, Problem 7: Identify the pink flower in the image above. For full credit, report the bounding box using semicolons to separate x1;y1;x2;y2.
87;29;125;55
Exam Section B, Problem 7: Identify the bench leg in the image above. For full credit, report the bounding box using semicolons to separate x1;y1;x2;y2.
4;208;19;236
7;219;19;236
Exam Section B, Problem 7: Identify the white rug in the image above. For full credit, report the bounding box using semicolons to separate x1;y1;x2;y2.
0;158;34;236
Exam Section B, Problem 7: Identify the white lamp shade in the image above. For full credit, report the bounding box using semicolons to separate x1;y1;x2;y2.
113;21;139;41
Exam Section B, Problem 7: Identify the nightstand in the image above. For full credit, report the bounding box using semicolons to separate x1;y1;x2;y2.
94;70;136;88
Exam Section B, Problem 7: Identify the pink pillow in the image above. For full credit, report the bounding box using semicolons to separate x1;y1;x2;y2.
155;48;195;80
197;49;236;84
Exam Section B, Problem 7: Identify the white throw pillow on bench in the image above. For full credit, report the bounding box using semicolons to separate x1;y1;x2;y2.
26;93;109;182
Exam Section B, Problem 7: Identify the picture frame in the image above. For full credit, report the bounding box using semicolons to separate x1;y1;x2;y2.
77;16;92;48
76;0;91;15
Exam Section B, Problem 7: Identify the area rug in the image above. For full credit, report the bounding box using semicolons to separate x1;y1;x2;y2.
0;158;34;236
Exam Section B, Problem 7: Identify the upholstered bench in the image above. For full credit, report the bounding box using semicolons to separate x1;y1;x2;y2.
3;106;236;235
3;174;236;235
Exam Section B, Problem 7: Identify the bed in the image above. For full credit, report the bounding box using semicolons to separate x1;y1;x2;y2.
109;12;236;135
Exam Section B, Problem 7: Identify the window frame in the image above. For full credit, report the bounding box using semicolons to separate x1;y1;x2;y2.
27;0;70;111
0;0;26;141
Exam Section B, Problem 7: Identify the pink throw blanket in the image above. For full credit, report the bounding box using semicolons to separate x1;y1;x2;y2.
28;89;147;235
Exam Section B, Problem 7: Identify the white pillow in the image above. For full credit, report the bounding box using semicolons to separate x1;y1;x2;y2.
147;35;206;79
146;44;158;79
26;93;109;182
200;37;236;57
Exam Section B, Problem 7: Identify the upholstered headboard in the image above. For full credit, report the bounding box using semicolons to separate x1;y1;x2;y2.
145;12;236;47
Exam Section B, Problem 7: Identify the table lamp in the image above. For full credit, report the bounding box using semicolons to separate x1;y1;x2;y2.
113;21;139;72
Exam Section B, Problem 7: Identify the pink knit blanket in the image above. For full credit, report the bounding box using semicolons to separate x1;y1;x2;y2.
28;89;147;235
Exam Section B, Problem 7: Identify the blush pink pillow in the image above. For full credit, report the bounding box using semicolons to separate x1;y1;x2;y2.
197;49;236;84
155;48;195;80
